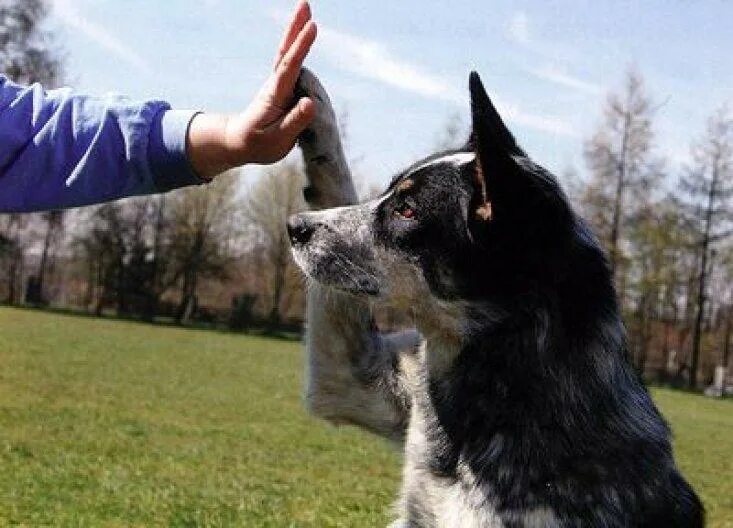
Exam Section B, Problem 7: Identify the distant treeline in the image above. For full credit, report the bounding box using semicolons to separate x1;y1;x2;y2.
0;0;731;391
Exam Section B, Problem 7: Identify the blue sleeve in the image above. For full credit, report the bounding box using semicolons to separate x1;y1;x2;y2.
0;75;206;213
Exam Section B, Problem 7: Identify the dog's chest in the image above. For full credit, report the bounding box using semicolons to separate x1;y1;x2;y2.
397;342;503;528
400;406;503;528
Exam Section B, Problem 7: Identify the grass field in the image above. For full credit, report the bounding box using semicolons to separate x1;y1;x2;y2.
0;307;731;527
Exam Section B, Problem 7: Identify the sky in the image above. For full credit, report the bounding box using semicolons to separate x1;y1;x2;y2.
46;0;733;191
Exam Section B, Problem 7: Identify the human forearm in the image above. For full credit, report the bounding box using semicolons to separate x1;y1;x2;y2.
0;1;318;212
0;77;205;213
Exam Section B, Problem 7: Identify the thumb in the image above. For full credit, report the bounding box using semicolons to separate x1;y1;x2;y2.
278;97;316;141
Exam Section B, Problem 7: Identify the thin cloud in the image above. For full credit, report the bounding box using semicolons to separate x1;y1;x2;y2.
319;26;575;137
499;101;576;137
531;65;603;96
269;9;574;137
507;11;531;45
317;25;464;104
506;12;600;97
52;0;151;75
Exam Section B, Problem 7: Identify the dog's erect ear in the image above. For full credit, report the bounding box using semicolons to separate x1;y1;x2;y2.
469;71;524;157
467;71;525;222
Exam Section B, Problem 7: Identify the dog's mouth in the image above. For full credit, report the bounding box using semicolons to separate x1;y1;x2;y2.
291;247;382;297
338;278;381;297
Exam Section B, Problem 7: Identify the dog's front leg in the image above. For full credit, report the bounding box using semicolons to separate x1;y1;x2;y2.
296;69;417;441
296;68;357;209
305;288;416;441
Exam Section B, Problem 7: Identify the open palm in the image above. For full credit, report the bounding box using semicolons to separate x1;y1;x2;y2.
224;1;317;165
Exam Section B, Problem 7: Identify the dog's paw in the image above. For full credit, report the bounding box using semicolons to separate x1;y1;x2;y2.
295;68;357;209
295;68;340;158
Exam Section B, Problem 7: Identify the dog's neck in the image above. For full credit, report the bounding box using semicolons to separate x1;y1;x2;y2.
416;294;631;411
415;298;512;378
412;297;474;378
414;293;664;475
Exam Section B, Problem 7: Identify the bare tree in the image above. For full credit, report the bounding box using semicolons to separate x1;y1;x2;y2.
71;178;238;323
626;197;693;375
720;246;733;372
32;210;64;303
0;214;29;303
680;106;733;388
583;69;659;284
74;200;153;315
243;164;306;326
0;0;62;85
718;251;733;382
141;195;176;320
169;173;239;324
1;0;65;304
83;203;131;314
558;165;585;207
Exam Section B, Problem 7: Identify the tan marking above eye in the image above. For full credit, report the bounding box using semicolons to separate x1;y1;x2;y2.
475;202;493;222
396;179;414;193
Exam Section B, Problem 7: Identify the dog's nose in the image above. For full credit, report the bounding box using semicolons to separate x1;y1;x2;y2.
287;215;315;245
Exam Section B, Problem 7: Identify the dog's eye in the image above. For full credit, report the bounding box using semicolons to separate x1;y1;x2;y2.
394;201;416;220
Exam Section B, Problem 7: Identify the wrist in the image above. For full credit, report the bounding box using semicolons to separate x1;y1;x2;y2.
187;113;241;180
149;109;207;190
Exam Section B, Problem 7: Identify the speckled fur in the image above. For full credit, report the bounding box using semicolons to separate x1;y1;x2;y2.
290;69;703;528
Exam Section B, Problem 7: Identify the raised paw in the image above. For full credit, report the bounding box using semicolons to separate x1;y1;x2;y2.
295;68;358;209
295;68;339;152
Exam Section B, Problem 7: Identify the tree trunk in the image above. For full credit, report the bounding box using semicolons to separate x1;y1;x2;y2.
690;163;719;389
723;305;732;369
37;239;50;300
7;256;18;304
37;221;53;302
145;196;166;322
690;244;708;389
115;255;127;316
608;111;631;279
94;254;105;316
83;257;95;310
177;241;200;326
177;271;198;325
268;252;287;327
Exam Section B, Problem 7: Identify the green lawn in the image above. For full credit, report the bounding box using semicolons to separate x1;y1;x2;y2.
0;307;731;527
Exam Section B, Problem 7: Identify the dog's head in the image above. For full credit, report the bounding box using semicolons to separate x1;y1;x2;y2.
289;72;606;326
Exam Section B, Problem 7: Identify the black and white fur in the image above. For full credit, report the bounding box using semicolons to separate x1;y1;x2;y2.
289;69;703;527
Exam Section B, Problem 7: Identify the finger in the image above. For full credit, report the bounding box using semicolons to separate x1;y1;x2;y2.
271;20;317;106
278;97;316;141
273;1;311;69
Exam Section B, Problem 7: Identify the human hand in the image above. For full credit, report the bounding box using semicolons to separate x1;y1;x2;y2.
187;1;317;180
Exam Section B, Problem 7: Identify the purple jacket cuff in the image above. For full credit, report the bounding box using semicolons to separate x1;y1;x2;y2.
149;109;206;191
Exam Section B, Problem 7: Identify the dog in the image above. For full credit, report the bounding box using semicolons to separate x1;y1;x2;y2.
288;68;703;527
